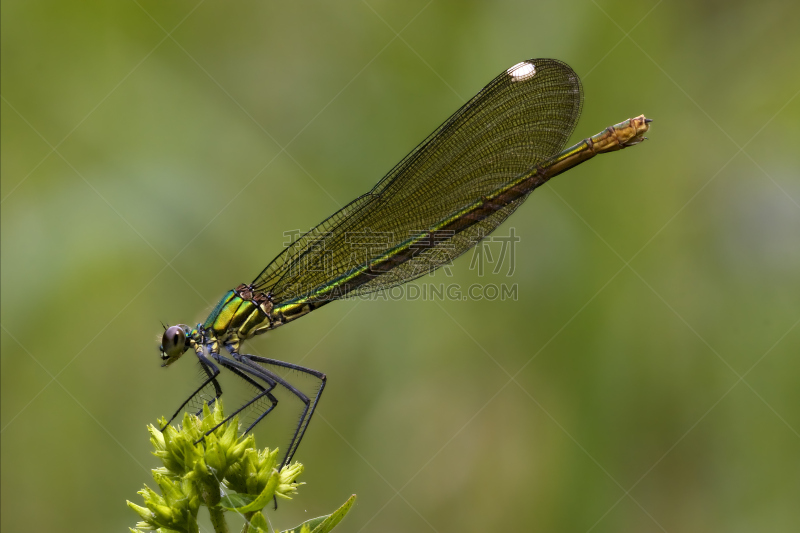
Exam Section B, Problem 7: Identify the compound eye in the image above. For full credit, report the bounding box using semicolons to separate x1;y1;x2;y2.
162;326;186;354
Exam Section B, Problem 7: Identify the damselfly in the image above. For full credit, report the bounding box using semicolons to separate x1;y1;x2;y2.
158;58;651;467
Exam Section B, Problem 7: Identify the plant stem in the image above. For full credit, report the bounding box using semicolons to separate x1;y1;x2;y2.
202;482;229;533
188;514;200;533
209;505;229;533
240;511;255;533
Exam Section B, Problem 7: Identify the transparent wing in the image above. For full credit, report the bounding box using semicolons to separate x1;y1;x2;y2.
253;58;583;303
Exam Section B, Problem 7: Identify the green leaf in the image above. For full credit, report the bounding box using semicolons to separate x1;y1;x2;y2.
281;517;326;533
247;511;271;533
220;470;279;513
310;495;356;533
219;491;256;509
281;495;356;533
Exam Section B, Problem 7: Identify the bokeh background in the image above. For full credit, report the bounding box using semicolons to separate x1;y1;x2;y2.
2;1;799;532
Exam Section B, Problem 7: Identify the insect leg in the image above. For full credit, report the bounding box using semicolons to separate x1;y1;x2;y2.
196;359;279;441
161;345;222;431
237;354;326;467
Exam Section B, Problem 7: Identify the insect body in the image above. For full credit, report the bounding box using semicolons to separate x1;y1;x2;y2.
158;58;651;467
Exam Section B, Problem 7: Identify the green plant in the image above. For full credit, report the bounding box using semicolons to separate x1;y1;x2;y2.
127;402;355;533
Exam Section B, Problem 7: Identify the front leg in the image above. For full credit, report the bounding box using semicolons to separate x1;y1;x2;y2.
161;344;222;431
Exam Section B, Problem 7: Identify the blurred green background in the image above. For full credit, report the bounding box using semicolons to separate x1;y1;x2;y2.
2;1;799;532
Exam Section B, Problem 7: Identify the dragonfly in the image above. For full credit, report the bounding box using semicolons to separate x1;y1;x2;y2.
158;58;651;468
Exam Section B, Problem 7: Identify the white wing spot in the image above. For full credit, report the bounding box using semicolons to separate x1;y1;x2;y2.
507;62;536;82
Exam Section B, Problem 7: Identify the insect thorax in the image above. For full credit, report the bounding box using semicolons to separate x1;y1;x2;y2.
200;284;275;347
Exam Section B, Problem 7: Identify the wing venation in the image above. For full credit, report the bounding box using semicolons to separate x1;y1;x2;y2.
252;59;583;303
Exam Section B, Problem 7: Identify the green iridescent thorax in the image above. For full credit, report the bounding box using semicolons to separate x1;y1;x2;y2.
202;286;273;343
